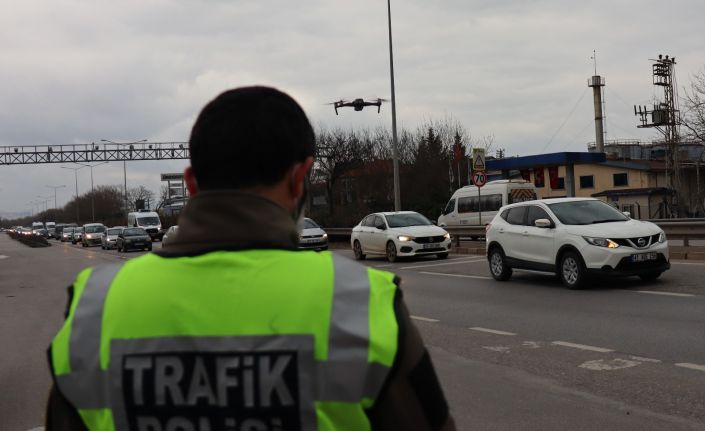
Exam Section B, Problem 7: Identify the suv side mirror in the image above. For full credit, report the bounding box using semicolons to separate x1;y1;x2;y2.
622;211;631;218
534;218;552;228
376;223;387;231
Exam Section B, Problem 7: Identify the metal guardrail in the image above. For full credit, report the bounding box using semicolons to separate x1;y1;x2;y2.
324;220;705;248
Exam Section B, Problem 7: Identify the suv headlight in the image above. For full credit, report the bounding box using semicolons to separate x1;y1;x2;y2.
443;233;451;240
658;231;666;243
398;235;414;242
583;236;619;248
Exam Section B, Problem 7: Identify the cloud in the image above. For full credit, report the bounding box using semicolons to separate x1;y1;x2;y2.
1;0;703;213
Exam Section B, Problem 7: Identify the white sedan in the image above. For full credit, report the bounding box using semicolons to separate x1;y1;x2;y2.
351;211;452;262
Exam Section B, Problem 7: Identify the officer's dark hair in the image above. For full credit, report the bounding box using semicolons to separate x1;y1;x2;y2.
189;86;315;190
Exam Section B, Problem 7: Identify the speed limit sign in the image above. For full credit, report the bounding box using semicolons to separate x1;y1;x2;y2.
472;170;488;187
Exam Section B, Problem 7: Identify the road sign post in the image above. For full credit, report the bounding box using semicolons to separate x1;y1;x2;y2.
471;169;488;224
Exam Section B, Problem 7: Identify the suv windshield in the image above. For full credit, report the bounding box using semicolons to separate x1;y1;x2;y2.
84;226;105;233
385;213;432;228
547;200;628;225
137;217;160;226
124;228;146;236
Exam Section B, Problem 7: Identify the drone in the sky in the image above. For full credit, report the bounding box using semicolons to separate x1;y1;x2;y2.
328;98;388;115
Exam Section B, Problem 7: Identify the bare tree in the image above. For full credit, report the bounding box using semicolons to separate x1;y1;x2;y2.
682;65;705;142
127;185;155;211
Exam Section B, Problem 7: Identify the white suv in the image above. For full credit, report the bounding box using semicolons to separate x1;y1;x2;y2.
485;198;670;289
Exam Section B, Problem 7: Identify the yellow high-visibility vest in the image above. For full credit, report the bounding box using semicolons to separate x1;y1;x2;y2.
50;250;399;431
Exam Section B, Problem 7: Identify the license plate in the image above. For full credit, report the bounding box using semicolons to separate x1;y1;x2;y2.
631;252;657;262
423;243;439;249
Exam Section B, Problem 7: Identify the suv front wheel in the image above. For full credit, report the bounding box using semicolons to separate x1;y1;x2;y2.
559;251;586;289
489;247;512;281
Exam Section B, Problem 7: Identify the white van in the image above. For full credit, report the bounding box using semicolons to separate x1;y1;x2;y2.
438;180;537;227
127;211;163;241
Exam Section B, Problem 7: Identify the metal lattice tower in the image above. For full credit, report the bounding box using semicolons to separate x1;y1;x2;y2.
634;54;681;216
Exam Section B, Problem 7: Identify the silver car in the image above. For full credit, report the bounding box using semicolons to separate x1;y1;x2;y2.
101;227;124;250
298;218;328;251
162;225;179;246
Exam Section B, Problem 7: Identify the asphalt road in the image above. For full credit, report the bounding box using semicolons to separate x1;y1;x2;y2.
2;235;705;430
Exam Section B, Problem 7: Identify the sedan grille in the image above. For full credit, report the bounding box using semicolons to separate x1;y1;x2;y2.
413;235;446;244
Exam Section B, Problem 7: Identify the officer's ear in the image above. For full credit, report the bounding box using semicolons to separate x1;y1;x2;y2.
184;166;199;196
288;157;314;201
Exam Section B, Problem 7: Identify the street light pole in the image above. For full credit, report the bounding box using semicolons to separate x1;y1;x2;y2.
46;184;66;209
75;161;109;222
100;139;147;218
61;165;87;223
387;0;401;211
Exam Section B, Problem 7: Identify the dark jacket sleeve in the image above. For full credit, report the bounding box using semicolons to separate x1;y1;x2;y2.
45;285;89;431
366;284;456;431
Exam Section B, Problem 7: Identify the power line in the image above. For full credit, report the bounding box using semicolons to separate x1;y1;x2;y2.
541;87;590;153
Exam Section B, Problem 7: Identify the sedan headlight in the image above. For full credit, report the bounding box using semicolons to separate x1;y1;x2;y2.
398;235;414;242
443;233;451;240
322;233;328;239
86;234;93;239
658;231;666;243
583;236;619;248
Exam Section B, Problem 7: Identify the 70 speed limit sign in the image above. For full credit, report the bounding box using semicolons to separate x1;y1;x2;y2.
471;170;488;187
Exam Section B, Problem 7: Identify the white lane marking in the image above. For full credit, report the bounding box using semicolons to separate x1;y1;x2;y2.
552;341;613;353
670;261;705;265
374;264;395;268
419;271;491;280
675;363;705;372
0;255;9;260
411;315;440;323
522;341;542;349
630;355;662;363
25;428;45;431
634;290;694;298
470;327;517;336
399;258;485;270
483;346;511;353
580;358;641;371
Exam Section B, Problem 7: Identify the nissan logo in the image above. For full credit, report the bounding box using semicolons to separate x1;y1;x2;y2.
637;238;646;247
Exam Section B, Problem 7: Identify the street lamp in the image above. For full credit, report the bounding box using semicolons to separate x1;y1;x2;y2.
387;0;401;211
61;165;88;223
45;184;66;209
100;139;147;217
35;195;51;213
74;161;109;222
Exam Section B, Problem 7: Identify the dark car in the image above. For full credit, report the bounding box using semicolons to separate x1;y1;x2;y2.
117;227;153;252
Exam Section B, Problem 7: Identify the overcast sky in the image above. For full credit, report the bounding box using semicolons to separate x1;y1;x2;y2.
1;0;704;216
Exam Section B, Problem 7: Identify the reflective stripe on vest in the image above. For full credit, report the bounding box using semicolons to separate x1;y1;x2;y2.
54;252;394;428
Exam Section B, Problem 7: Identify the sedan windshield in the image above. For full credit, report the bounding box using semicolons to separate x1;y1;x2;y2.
84;226;105;233
304;219;319;229
385;213;432;228
124;228;146;236
137;217;160;226
547;200;628;225
107;228;122;235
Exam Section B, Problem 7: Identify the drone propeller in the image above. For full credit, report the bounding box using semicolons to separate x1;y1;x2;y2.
325;99;348;105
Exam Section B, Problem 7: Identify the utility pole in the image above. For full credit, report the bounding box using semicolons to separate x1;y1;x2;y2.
387;0;401;211
634;54;681;217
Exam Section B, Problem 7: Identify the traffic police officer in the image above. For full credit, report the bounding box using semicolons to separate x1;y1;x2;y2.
46;87;455;430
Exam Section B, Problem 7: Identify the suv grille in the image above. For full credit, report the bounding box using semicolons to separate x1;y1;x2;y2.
613;233;660;248
413;235;446;244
